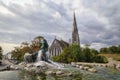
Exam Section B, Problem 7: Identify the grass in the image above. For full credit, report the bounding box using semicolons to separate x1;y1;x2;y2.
99;54;120;61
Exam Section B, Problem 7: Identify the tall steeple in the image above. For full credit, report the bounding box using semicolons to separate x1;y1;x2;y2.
72;12;80;45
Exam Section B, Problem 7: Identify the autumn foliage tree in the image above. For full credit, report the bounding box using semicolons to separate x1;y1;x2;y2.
11;36;43;62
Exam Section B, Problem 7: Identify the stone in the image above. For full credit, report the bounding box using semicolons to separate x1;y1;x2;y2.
15;67;19;70
24;67;29;71
88;68;97;73
76;65;79;68
114;64;120;69
18;62;26;66
83;67;89;70
67;72;73;77
71;62;76;67
45;71;55;75
79;66;84;70
26;63;34;68
29;67;36;72
56;71;63;75
10;65;16;70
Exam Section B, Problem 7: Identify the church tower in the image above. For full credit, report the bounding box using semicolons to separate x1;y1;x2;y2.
72;12;80;45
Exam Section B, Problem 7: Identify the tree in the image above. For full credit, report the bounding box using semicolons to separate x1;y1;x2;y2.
82;47;94;62
99;45;120;54
91;48;99;55
53;44;81;63
100;47;108;53
108;46;118;53
117;45;120;53
11;36;43;62
53;44;108;63
94;55;108;63
0;46;3;60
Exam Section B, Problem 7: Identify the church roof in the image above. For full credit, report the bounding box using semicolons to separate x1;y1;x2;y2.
49;38;69;49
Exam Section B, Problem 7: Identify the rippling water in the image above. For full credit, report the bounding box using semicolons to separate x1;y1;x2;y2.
0;71;19;80
82;67;120;80
0;67;120;80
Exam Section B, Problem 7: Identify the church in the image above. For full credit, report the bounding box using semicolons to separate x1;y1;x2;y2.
48;12;80;58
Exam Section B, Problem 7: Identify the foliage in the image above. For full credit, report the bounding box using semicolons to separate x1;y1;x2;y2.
53;43;108;63
94;55;108;63
0;46;3;60
82;48;94;62
11;36;43;62
99;54;120;61
100;45;120;54
53;44;81;63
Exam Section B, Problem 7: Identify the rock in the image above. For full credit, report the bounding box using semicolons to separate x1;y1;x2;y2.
56;71;63;75
71;62;76;67
88;68;97;73
29;67;36;72
67;72;73;77
76;65;79;68
17;64;25;70
79;66;84;70
10;65;16;70
83;67;89;70
45;71;55;75
34;61;46;67
26;64;34;67
24;67;29;71
15;67;19;70
18;62;26;66
105;65;108;67
114;64;120;69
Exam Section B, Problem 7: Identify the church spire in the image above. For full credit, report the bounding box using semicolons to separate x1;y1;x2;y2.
72;12;80;45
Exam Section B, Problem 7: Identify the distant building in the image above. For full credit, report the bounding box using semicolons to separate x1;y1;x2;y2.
48;38;69;58
3;52;12;60
49;12;80;58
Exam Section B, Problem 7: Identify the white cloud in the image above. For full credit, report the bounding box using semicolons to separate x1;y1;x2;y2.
0;42;20;54
90;43;108;50
0;5;15;16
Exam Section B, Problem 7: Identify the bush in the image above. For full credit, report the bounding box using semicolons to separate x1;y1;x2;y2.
52;44;81;63
94;55;108;63
53;44;108;63
0;46;3;60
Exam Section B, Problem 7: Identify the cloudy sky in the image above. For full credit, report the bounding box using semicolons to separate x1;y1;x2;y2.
0;0;120;53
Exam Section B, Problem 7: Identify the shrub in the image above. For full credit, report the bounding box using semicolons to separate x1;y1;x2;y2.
94;55;108;63
0;46;3;60
52;44;81;63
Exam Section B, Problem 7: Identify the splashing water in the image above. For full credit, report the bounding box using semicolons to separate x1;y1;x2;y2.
48;59;64;69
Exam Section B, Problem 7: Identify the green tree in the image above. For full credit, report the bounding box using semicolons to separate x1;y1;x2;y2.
108;46;118;53
91;48;99;55
100;47;108;53
82;47;94;62
0;46;3;60
53;44;81;63
117;45;120;53
94;55;108;63
53;44;108;63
